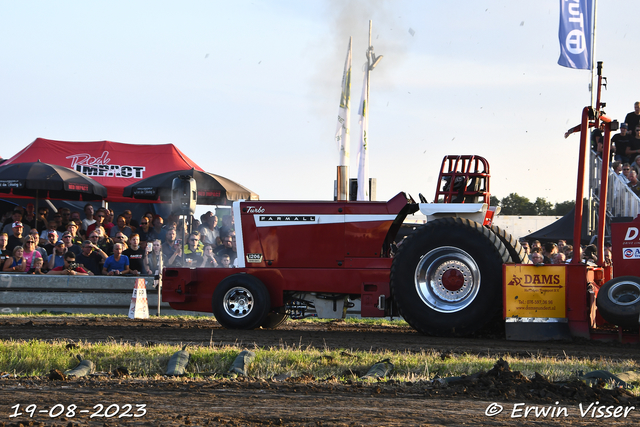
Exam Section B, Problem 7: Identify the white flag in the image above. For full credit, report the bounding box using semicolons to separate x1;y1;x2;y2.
356;66;369;201
335;38;352;166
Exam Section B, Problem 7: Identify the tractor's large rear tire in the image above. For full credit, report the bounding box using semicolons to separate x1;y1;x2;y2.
489;224;530;264
596;276;640;329
391;217;510;337
212;274;270;330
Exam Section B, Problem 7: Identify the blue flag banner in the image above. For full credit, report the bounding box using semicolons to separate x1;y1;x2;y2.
558;0;593;70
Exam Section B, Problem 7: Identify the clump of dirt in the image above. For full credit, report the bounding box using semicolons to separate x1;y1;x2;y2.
434;358;638;406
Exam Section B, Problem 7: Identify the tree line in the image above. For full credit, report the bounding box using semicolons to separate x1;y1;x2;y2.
490;193;575;216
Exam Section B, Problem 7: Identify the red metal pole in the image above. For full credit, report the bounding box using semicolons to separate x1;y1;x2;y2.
596;118;612;266
572;107;591;264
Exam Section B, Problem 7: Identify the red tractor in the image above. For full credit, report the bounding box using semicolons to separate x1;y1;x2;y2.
162;154;528;336
163;63;640;341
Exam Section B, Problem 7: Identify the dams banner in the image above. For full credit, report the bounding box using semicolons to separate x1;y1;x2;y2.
2;138;203;203
557;0;593;70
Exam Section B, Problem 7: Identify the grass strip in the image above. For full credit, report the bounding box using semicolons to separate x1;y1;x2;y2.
1;339;638;392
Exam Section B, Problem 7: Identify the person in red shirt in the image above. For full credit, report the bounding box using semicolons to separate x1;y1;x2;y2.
47;252;89;276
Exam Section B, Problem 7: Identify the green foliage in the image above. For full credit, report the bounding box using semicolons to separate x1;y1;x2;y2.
496;193;575;216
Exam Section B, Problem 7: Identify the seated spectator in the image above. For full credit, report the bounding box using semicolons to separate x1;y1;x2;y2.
621;163;632;184
123;233;145;275
27;256;46;274
66;221;83;245
43;231;58;255
40;220;59;242
629;170;640;196
48;240;67;270
529;252;544;265
3;246;26;272
110;215;132;239
61;231;81;256
0;233;10;266
77;240;107;276
102;243;130;276
47;251;89;276
612;161;622;175
219;253;232;268
144;239;177;275
90;227;113;255
183;231;204;267
633;155;640;176
22;235;42;270
214;233;236;264
112;232;129;251
200;244;218;268
7;222;25;252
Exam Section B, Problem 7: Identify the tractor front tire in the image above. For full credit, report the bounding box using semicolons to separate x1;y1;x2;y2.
391;217;509;336
212;274;270;330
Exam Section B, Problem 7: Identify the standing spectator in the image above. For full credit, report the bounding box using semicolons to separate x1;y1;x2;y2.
0;233;10;266
112;232;129;251
519;239;530;255
613;123;633;163
628;170;640;196
3;246;26;272
550;252;566;264
220;253;232;268
103;243;130;276
542;242;557;264
47;251;89;276
626;126;640;161
22;235;42;270
557;240;567;254
110;215;132;239
123;233;145;275
219;214;235;238
103;209;116;235
7;222;25;252
81;203;96;234
77;240;107;276
40;220;59;242
91;227;114;256
58;208;72;232
143;239;177;275
632;155;640;176
530;252;544;265
35;206;49;233
122;209;138;231
214;233;236;264
87;208;111;236
48;240;67;270
2;210;30;235
148;215;166;242
625;102;640;134
161;227;181;264
22;203;36;229
199;212;220;246
136;216;152;248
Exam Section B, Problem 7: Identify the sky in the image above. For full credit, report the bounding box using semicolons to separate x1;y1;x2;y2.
0;0;637;207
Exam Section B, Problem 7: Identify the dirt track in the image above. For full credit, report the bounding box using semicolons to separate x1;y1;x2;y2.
1;317;640;426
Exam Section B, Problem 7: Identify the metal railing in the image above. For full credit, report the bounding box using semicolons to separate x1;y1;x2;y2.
589;151;640;239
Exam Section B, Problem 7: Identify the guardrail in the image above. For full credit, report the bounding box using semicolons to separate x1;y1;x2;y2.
0;274;210;317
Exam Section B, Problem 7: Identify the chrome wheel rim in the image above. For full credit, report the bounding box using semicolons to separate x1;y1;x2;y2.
608;281;640;306
223;286;255;318
414;246;480;313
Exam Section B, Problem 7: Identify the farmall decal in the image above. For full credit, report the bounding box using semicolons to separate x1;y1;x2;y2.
66;151;146;179
622;227;640;259
504;265;566;318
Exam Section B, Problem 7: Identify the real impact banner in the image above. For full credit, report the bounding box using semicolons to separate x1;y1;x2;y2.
557;0;593;70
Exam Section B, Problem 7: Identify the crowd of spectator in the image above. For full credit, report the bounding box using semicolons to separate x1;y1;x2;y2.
519;238;612;267
0;204;237;276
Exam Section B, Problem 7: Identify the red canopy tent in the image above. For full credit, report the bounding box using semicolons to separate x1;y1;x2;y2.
2;138;203;203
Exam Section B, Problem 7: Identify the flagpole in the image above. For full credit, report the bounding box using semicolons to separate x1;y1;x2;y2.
336;37;352;201
590;0;598;108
